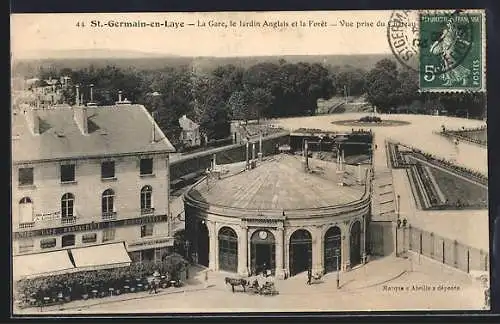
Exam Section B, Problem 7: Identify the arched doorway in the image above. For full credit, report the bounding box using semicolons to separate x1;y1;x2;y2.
350;221;362;267
324;226;342;273
289;229;312;276
218;227;238;272
197;220;209;267
251;230;275;276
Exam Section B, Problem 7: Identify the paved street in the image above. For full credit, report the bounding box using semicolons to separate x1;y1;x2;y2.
19;255;485;314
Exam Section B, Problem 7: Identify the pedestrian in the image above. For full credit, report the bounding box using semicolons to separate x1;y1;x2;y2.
204;270;209;288
149;278;157;294
307;268;312;285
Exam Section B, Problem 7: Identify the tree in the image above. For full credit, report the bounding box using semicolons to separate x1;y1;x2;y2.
395;69;419;106
365;59;401;112
228;90;250;123
191;74;231;140
335;69;366;97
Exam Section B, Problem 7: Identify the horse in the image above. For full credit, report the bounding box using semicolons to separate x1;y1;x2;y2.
224;277;248;293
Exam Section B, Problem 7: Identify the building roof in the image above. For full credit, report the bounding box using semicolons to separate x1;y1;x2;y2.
179;115;199;131
12;104;175;163
187;154;366;210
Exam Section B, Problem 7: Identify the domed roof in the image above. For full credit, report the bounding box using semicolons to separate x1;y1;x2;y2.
186;154;366;211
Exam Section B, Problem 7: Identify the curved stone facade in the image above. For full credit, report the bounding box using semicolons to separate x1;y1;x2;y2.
184;158;371;279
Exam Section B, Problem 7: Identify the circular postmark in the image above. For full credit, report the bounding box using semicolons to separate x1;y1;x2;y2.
387;9;474;76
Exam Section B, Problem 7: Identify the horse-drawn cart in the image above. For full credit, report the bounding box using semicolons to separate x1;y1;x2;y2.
248;279;279;296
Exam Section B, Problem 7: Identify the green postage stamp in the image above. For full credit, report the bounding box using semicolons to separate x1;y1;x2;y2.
418;10;486;92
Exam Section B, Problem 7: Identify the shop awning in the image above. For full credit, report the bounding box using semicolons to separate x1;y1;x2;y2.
70;242;132;271
13;250;76;281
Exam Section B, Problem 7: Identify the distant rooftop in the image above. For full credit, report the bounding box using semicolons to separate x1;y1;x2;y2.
187;154;365;210
12;104;175;163
179;115;199;130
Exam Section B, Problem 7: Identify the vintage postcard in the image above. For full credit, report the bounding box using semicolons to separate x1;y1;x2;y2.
10;10;489;315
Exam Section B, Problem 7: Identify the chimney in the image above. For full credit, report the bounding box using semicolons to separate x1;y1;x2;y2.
24;108;40;135
151;111;156;143
75;85;80;106
73;106;88;135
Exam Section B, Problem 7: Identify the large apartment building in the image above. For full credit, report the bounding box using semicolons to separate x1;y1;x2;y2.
12;100;176;279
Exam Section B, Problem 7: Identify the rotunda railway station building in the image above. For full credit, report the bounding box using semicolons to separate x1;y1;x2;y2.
184;154;371;278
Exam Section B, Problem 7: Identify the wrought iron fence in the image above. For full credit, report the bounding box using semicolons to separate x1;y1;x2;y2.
406;225;489;273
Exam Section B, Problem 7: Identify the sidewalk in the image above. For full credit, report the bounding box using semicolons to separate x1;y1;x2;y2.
14;265;212;314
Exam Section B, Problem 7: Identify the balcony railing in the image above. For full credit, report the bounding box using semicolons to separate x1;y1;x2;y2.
140;207;155;216
102;211;117;221
18;222;35;229
61;216;77;225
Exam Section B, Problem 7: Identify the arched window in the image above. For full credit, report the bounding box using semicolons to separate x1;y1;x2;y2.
141;185;153;212
19;197;32;204
19;197;33;224
61;193;74;218
102;189;115;217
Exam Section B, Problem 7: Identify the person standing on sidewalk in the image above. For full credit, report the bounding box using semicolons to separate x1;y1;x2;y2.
307;268;312;285
204;270;209;288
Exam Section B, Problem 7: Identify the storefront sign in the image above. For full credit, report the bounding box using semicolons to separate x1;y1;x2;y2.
14;214;169;239
126;237;173;251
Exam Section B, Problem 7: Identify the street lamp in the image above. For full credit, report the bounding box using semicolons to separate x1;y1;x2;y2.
335;249;340;289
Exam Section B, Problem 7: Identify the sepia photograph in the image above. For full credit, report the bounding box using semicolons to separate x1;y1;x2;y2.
10;10;489;315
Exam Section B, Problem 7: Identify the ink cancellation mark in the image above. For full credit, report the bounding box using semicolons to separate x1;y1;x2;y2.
387;10;420;72
419;10;485;92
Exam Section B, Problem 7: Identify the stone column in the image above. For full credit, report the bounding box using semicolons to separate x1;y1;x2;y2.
341;224;350;271
238;226;249;277
208;221;217;271
248;229;253;276
312;227;324;275
362;216;367;264
252;143;256;160
275;226;286;279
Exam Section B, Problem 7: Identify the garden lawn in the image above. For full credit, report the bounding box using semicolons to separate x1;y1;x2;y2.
427;166;488;208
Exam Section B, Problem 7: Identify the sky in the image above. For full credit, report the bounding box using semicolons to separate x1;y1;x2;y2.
11;11;397;59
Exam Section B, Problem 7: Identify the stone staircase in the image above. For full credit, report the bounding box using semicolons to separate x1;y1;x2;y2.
371;170;396;221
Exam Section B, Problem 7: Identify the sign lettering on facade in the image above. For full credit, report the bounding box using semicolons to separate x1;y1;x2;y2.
14;214;168;239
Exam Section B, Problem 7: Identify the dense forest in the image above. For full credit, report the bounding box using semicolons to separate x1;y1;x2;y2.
28;57;486;146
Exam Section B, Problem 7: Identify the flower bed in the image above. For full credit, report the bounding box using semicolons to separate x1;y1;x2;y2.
359;116;382;123
414;163;441;206
387;142;408;169
15;254;188;309
439;126;487;147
